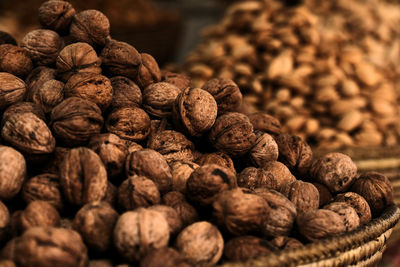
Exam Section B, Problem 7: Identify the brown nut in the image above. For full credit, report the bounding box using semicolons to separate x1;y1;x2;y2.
15;201;60;233
196;152;235;174
270;236;303;250
224;236;274;262
117;175;160;211
161;71;191;91
59;147;108;206
334;192;371;225
2;102;46;126
114;209;170;262
187;164;237;206
142;82;181;118
64;72;113;111
323;202;360;232
170;161;199;193
148;205;183;235
209;112;256;157
56;42;101;82
248;132;279;168
247;112;282;136
21;29;63;66
262;161;296;191
0;45;33;79
255;188;297;237
0;201;10;242
135;53;161;89
106;107;151;142
109;76;142;110
73;201;118;252
311;152;357;193
175;221;223;266
25;66;56;101
213;188;268;235
100;39;141;79
50;97;104;146
139;247;189;267
350;172;394;216
38;0;76;34
0;146;26;200
125;149;172;193
0;72;27;110
162;191;198;227
312;182;333;207
70;10;110;48
32;79;64;114
173;87;218;137
280;180;320;214
238;167;278;190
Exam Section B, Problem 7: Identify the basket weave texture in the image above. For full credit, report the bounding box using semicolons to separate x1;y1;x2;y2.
221;205;399;267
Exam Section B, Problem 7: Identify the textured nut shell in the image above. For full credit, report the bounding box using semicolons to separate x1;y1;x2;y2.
73;201;118;252
187;164;237;206
0;45;33;79
2;112;55;154
117;175;160;211
142;82;181;117
271;236;303;250
2;102;46;125
114;209;170;262
312;182;333;207
56;42;101;82
262;161;296;191
106;107;151;142
350;172;394;216
148;205;183;235
147;130;195;163
280;180;320;214
22;173;63;211
12;227;88;267
50;97;104;146
139;247;189;267
196;152;235;174
19;201;60;232
135;53;161;89
100;39;141;79
38;0;76;33
209;112;256;157
248;132;279;168
109;76;142;109
25;66;56;101
297;209;346;241
70;10;110;47
224;236;273;262
238;167;278;190
213;188;268;235
0;200;10;242
162;191;198;227
173;87;218;137
59;147;108;206
125;149;172;193
334;192;371;225
248;112;282;136
175;221;223;266
161;71;191;91
311;153;357;193
21;29;63;66
0;72;26;110
32;79;64;114
64;72;113;111
323;202;360;232
170;161;199;193
0;146;26;200
255;188;297;237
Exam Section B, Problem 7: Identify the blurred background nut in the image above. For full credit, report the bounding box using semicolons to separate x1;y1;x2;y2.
38;0;76;34
0;45;32;79
223;236;274;262
162;191;198;228
0;146;26;200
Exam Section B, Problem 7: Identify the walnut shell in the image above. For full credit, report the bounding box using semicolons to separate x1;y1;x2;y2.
248;112;282;136
175;221;223;266
0;200;10;242
109;76;142;110
170;161;199;193
0;45;32;79
271;236;303;250
142;82;181;118
38;0;76;34
195;152;235;174
135;53;161;89
25;66;56;101
248;132;279;168
280;180;319;214
0;146;26;200
224;236;274;262
139;247;189;267
0;72;27;110
323;202;360;232
334;192;371;225
162;191;198;227
161;71;191;91
32;79;64;114
16;201;60;233
148;205;183;235
350;172;393;216
262;161;296;191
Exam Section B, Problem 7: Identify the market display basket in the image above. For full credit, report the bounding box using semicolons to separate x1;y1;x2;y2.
222;204;400;267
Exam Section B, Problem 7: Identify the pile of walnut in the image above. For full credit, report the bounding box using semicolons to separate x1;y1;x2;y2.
0;1;395;267
182;0;400;150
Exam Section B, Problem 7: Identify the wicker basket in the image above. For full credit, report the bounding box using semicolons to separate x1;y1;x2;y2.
221;205;399;267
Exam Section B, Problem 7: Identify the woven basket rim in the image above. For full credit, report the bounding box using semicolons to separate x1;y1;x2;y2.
220;204;400;267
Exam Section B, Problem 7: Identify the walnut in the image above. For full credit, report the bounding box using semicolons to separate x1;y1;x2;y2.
25;66;56;101
280;180;320;214
255;188;297;237
2;102;46;125
297;209;346;241
135;53;161;89
73;201;118;252
117;175;160;211
0;45;32;79
187;164;237;206
238;167;278;190
248;112;282;136
142;82;181;118
32;79;64;114
350;172;394;216
323;202;360;232
248;132;279;168
0;72;27;110
125;149;172;193
7;227;88;267
147;130;195;163
224;236;274;262
311;153;357;193
59;147;108;206
88;260;113;267
0;200;10;242
201;78;243;114
162;191;198;227
148;205;183;235
213;188;268;235
64;72;113;111
275;134;313;178
262;161;296;191
170;160;199;193
271;236;303;250
209;112;256;157
175;221;223;266
114;208;170;262
38;0;76;34
109;76;142;110
139;247;189;267
100;39;141;79
312;182;333;207
0;146;26;200
195;152;235;174
334;192;371;225
161;71;190;91
172;87;218;137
